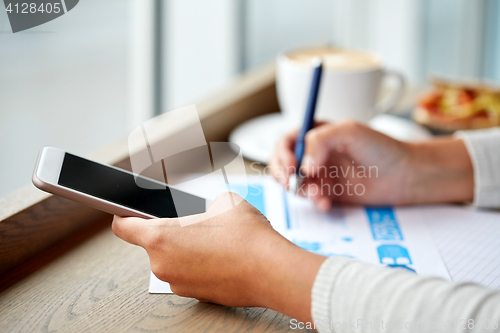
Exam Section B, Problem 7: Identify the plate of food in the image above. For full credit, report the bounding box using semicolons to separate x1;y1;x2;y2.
413;78;500;132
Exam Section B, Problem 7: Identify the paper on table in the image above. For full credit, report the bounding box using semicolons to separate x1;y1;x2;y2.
150;272;171;293
149;176;500;293
264;179;450;279
423;205;500;289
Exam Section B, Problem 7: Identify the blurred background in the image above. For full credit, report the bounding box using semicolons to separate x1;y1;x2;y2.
1;0;499;197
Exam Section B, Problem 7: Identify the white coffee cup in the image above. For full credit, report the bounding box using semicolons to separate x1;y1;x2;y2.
276;47;406;125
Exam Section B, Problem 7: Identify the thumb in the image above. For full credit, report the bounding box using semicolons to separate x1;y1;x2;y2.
112;216;177;247
301;122;360;176
301;126;334;176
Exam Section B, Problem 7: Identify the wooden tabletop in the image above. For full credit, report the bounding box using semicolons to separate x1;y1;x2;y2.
0;220;312;332
0;160;313;333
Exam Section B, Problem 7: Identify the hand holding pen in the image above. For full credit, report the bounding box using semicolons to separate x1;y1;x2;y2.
288;58;323;194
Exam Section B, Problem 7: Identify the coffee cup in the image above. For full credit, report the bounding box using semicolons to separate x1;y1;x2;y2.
276;47;405;125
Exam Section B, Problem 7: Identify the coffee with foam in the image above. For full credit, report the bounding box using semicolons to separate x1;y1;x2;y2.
287;47;381;71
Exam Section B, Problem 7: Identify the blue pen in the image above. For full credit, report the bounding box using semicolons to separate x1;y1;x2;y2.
289;58;323;194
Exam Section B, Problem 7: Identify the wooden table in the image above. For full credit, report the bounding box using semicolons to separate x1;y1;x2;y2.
0;216;312;332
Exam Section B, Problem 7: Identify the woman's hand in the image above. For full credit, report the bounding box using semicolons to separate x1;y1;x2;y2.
269;121;474;210
112;193;326;323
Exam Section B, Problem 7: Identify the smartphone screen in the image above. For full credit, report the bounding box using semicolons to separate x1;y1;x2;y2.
57;153;206;218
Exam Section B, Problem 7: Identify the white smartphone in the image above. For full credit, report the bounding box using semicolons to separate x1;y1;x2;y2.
32;146;210;219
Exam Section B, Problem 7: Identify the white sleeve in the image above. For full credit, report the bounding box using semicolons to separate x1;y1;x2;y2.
456;128;500;209
311;257;500;333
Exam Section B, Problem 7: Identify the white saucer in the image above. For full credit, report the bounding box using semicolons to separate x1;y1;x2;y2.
229;113;432;164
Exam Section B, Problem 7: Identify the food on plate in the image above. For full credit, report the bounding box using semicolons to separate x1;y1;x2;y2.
413;78;500;132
